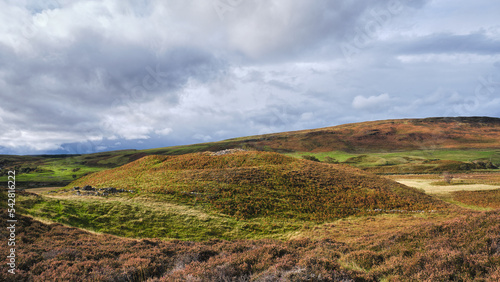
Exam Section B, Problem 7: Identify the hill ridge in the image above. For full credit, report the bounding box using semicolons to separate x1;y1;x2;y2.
220;116;500;153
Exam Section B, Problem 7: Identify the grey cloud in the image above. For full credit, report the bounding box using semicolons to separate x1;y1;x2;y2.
398;32;500;55
242;70;265;83
225;0;428;61
1;0;499;154
267;79;297;92
0;21;227;152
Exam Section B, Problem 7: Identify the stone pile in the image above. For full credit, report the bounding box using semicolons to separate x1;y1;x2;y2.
72;185;133;197
209;148;248;156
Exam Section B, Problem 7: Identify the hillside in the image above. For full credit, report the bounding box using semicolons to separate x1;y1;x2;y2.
226;116;500;153
2;116;499;187
4;118;499;281
67;151;446;221
1;200;499;281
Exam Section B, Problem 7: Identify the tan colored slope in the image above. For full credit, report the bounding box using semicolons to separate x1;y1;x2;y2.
225;117;500;152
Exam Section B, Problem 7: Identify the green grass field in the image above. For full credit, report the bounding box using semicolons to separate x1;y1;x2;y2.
287;149;500;164
286;149;500;174
17;192;305;241
0;165;106;183
0;143;227;186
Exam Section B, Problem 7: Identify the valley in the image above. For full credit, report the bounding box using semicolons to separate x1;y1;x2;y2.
1;117;500;281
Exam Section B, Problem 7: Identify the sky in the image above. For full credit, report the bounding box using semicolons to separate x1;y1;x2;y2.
0;0;499;155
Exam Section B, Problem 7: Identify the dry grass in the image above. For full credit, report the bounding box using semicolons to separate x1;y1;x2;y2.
26;187;64;193
387;172;500;192
395;179;500;194
389;173;500;211
290;212;458;243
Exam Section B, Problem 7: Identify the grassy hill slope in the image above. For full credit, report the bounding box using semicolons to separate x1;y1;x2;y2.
67;151;446;221
227;116;500;153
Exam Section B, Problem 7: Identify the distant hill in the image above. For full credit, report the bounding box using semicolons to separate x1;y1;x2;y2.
57;116;500;168
68;151;447;221
223;116;500;153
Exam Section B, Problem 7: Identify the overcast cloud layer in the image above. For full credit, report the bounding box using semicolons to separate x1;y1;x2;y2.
1;0;499;154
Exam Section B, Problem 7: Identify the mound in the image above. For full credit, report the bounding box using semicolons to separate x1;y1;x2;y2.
68;151;447;221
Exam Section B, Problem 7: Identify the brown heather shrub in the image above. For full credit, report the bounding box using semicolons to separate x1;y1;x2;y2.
452;188;500;209
2;188;500;281
342;250;384;270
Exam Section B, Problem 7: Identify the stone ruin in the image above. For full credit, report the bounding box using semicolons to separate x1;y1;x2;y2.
209;148;248;156
72;185;134;197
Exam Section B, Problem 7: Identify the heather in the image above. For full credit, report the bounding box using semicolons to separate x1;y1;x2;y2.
66;151;446;222
1;199;499;281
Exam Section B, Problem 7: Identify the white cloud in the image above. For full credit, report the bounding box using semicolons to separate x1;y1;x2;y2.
193;134;212;142
352;93;392;110
155;128;173;136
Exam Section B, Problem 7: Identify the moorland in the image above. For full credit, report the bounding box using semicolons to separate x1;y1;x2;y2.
1;116;500;281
